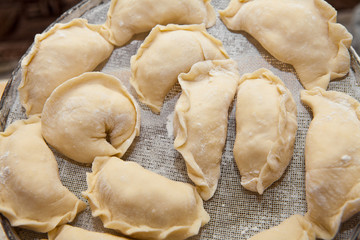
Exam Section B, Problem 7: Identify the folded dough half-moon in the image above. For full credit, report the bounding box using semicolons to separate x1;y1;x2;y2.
130;24;229;113
219;0;352;90
0;116;86;233
248;215;315;240
48;225;129;240
174;59;239;200
83;156;210;240
234;69;297;194
19;18;114;116
41;72;140;164
100;0;216;46
301;88;360;240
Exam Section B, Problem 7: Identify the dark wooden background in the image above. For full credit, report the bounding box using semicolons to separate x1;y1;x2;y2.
0;0;80;77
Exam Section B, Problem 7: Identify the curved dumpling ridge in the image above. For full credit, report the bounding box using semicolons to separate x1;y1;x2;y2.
41;72;140;164
19;18;114;116
83;156;209;240
219;0;352;90
174;59;239;200
130;24;229;113
99;0;216;46
234;68;297;194
0;116;86;232
301;87;360;239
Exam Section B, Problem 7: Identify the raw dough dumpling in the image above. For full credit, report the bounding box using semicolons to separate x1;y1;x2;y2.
301;88;360;240
100;0;216;46
249;215;315;240
19;18;114;116
83;156;210;240
48;225;129;240
234;69;297;194
130;24;229;113
174;59;239;200
0;116;86;233
41;72;140;164
219;0;352;90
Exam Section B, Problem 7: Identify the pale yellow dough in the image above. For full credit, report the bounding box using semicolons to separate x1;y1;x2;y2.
130;24;229;113
174;59;239;200
19;18;114;116
41;72;140;164
0;80;7;98
0;116;86;233
301;88;360;240
83;156;210;240
48;225;129;240
100;0;216;46
234;69;297;194
219;0;352;90
248;215;315;240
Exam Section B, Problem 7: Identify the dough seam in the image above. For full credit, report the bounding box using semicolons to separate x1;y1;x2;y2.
99;0;217;46
83;157;208;240
129;24;229;113
314;0;352;81
237;69;297;194
19;19;113;116
219;0;353;89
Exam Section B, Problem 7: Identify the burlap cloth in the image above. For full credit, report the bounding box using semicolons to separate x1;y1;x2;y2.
1;0;359;239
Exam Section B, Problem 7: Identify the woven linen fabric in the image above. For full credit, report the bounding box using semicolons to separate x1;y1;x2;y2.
2;0;359;239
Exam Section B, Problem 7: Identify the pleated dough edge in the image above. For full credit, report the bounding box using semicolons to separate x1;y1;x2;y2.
19;18;112;117
314;0;352;85
1;199;86;233
174;59;239;200
300;87;360;116
304;170;360;240
129;24;229;114
300;0;353;89
0;116;87;233
0;115;41;137
248;214;316;240
237;68;298;194
219;0;353;90
99;0;217;46
218;0;249;30
301;87;360;239
82;156;210;240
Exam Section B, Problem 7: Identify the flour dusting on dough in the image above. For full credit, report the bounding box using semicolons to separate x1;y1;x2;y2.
341;155;352;162
0;151;9;160
0;166;10;185
166;111;174;138
0;152;10;184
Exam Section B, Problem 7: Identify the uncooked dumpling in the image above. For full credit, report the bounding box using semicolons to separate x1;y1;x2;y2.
130;24;229;113
219;0;352;90
83;156;210;240
100;0;216;46
41;72;140;164
301;88;360;240
19;18;114;116
48;225;129;240
234;69;297;194
0;116;86;233
249;215;315;240
174;59;239;200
